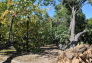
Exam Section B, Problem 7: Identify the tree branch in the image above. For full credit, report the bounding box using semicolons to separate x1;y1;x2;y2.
68;3;72;10
75;2;89;14
74;29;87;41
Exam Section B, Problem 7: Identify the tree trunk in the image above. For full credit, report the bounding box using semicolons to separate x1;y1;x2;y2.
59;6;87;50
68;7;87;48
9;17;14;42
70;6;76;42
26;19;29;52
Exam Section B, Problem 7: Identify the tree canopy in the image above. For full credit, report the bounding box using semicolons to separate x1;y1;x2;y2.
0;0;92;53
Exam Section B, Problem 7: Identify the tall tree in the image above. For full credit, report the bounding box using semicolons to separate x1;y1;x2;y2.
62;0;87;48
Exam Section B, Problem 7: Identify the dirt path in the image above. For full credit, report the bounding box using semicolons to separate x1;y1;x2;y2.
11;49;59;63
0;44;60;63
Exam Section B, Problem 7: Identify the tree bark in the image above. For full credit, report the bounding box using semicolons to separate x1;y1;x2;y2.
68;7;87;48
59;6;88;50
70;6;76;42
74;30;87;41
26;17;29;52
9;16;14;42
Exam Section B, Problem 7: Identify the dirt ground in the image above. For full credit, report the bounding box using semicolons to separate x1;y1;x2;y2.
1;44;92;63
12;49;59;63
0;45;60;63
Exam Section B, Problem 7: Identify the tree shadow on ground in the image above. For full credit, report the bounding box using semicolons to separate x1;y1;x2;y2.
2;44;59;63
2;52;28;63
2;53;19;63
31;44;58;54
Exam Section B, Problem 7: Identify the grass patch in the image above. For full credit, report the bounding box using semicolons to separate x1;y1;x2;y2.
0;50;16;52
0;49;16;55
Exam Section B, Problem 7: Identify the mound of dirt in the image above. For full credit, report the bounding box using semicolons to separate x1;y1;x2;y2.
57;44;92;63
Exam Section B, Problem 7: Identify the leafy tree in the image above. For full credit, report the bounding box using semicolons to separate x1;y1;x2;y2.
51;4;70;49
82;18;92;44
0;0;92;53
62;0;87;48
0;0;53;53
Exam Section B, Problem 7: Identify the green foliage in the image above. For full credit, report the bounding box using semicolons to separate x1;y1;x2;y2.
81;18;92;44
53;5;70;44
54;21;69;44
0;0;54;53
0;0;92;53
75;11;86;33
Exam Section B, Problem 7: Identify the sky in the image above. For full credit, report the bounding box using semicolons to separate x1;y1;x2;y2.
48;4;92;19
82;4;92;19
0;0;92;19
